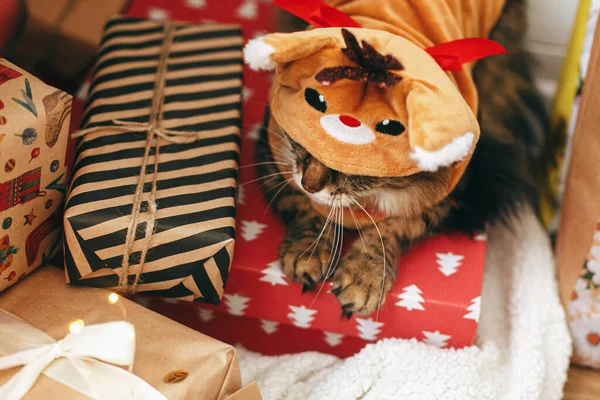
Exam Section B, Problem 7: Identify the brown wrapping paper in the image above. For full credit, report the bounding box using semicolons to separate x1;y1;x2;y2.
63;18;242;303
0;266;253;399
7;0;128;84
0;58;71;292
556;17;600;368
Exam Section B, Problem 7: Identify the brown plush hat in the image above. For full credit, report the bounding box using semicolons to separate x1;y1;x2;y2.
244;27;482;192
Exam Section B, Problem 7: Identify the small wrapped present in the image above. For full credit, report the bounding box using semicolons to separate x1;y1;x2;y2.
6;0;129;88
0;58;72;292
557;11;600;370
0;266;259;399
148;222;486;357
63;17;243;303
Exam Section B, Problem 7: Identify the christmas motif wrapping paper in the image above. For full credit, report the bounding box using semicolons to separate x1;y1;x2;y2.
0;266;257;400
0;58;71;292
569;221;600;369
63;17;243;303
146;216;486;357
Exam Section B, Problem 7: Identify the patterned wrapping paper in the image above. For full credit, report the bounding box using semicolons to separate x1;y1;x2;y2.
63;17;243;303
569;221;600;368
0;58;72;292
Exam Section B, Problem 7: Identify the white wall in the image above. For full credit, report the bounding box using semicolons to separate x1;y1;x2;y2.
525;0;579;102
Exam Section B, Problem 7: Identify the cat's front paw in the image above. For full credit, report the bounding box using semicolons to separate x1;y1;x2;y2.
332;251;394;317
280;235;332;292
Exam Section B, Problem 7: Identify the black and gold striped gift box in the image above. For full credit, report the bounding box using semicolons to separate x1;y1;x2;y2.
63;17;243;304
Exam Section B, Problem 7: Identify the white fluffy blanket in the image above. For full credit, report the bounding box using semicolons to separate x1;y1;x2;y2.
236;207;572;400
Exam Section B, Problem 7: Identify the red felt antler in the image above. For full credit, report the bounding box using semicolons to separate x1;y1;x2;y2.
272;0;506;71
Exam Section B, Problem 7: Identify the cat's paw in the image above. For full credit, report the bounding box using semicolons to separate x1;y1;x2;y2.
280;236;332;292
332;252;394;317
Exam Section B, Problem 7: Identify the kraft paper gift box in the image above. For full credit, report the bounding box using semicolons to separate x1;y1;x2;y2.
0;266;261;399
63;17;243;303
0;58;71;293
6;0;130;88
557;14;600;370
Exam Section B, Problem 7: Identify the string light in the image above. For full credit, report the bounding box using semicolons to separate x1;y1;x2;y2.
69;319;85;334
108;292;119;304
125;326;135;341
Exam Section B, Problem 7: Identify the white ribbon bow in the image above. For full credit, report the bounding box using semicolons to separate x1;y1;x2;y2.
0;310;166;400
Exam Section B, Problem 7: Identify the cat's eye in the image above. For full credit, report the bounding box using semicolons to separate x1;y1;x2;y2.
304;88;327;112
375;119;405;136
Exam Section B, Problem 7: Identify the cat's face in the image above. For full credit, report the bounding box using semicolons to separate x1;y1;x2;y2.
270;125;450;221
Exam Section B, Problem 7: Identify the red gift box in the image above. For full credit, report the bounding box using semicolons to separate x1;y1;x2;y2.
68;0;487;357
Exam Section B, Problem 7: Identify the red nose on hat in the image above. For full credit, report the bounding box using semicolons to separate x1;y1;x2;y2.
339;115;361;128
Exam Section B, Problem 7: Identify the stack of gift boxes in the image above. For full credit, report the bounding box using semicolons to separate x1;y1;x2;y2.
0;0;491;397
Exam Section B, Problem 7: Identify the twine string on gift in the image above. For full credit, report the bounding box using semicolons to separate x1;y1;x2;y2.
71;22;200;295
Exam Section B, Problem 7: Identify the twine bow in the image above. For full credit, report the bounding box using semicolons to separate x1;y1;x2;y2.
72;22;198;295
0;310;166;400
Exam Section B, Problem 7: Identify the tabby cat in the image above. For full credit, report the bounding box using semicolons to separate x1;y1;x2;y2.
255;0;545;317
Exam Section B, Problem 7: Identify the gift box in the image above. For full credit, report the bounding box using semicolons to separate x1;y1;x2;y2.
0;58;71;292
557;7;600;370
0;266;260;399
63;17;243;303
147;219;486;357
6;0;130;90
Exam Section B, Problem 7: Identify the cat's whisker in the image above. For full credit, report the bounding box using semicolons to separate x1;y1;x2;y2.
263;178;294;218
239;171;289;187
348;203;370;258
324;197;344;281
293;197;336;263
238;161;292;170
350;196;386;321
312;196;341;306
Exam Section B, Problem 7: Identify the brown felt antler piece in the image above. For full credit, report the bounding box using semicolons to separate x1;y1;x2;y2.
315;28;404;88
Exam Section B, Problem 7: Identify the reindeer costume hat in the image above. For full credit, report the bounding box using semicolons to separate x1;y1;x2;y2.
244;0;506;200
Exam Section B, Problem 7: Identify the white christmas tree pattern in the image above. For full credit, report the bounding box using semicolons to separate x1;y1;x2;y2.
287;305;317;328
240;220;267;242
436;252;464;277
323;331;344;347
224;293;250;316
242;87;254;102
395;284;425;311
237;186;246;205
198;308;215;322
246;123;261;141
463;296;481;322
260;319;279;335
147;7;169;21
237;0;258;19
422;330;451;348
356;318;384;341
185;0;206;8
474;232;487;241
260;261;289;286
75;82;90;100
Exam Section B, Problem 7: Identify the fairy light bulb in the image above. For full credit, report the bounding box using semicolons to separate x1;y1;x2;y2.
69;319;85;334
125;326;135;341
108;292;119;304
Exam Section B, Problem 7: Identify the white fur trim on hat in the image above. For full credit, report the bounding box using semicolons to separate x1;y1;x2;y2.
410;132;475;172
243;37;276;71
